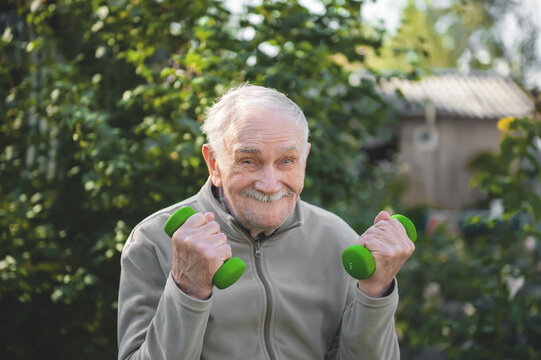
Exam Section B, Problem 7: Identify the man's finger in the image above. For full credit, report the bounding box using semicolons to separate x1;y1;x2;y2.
204;212;215;222
374;210;390;225
182;212;215;230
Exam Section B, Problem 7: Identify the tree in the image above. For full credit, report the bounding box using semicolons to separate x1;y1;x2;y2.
365;0;463;74
1;0;405;358
364;0;540;89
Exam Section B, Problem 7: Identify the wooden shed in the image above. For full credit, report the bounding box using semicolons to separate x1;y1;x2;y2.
381;71;535;209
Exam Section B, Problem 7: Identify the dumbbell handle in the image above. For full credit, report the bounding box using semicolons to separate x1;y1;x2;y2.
164;206;246;290
342;214;417;280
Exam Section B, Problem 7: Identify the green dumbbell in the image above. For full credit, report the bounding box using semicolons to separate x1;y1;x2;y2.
342;214;417;280
164;206;246;290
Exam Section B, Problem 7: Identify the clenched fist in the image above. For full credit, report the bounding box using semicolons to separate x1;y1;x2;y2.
171;212;232;300
356;211;415;298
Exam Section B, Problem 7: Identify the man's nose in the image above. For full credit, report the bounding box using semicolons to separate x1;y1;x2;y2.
254;165;282;194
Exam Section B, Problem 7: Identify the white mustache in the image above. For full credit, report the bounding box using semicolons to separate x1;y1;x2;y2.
239;189;295;203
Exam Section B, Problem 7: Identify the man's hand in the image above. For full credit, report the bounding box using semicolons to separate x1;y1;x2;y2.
356;211;415;298
171;212;231;300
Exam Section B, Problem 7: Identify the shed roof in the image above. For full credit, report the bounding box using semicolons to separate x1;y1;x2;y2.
381;71;534;120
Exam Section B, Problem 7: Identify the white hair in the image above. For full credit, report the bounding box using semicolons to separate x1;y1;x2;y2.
201;84;309;157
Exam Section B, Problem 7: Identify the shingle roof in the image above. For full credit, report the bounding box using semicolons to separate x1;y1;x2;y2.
381;71;534;119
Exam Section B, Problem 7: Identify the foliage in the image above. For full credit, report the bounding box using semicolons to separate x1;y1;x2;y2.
364;0;540;89
398;116;541;359
0;0;406;358
364;0;467;74
3;1;540;359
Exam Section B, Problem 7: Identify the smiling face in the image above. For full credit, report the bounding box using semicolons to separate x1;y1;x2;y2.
203;107;310;237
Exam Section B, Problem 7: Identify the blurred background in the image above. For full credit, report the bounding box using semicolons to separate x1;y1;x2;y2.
1;0;540;358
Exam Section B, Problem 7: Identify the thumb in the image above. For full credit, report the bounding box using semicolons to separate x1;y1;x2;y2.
374;210;391;225
204;212;215;222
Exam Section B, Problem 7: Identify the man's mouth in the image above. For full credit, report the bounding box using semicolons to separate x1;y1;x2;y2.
239;189;295;203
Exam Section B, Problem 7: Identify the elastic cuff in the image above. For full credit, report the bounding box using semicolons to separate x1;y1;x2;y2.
165;273;213;311
354;278;399;308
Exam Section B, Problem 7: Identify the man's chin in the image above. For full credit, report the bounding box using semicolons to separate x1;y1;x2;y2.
241;213;289;236
232;198;296;234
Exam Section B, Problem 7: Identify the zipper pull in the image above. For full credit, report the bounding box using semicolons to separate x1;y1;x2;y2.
254;240;261;257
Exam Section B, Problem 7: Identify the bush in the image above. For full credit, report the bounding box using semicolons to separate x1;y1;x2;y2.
398;116;541;359
0;1;404;358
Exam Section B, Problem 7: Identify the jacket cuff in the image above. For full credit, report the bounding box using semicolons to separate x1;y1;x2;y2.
165;272;213;311
354;278;399;308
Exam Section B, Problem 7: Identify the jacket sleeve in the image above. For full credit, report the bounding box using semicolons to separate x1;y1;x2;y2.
329;279;400;360
117;228;212;360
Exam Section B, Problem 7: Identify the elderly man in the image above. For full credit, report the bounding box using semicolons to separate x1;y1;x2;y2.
118;84;414;359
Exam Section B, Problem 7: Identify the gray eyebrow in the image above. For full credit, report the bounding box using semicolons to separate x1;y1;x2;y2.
237;147;261;154
280;145;299;152
237;145;299;154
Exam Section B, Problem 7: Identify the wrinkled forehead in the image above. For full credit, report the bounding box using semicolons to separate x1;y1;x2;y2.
225;106;305;152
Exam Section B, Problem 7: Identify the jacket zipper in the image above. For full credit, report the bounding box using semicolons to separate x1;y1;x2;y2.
253;237;276;360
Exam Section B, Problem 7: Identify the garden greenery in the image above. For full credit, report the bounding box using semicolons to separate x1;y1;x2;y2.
1;1;402;358
1;0;539;359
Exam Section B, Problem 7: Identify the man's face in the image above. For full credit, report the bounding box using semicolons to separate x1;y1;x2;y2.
204;108;310;237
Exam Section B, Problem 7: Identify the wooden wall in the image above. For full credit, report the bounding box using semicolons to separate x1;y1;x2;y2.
399;116;503;209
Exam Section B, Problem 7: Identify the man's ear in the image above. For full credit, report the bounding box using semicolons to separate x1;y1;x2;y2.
202;144;223;187
305;143;311;161
303;143;311;166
